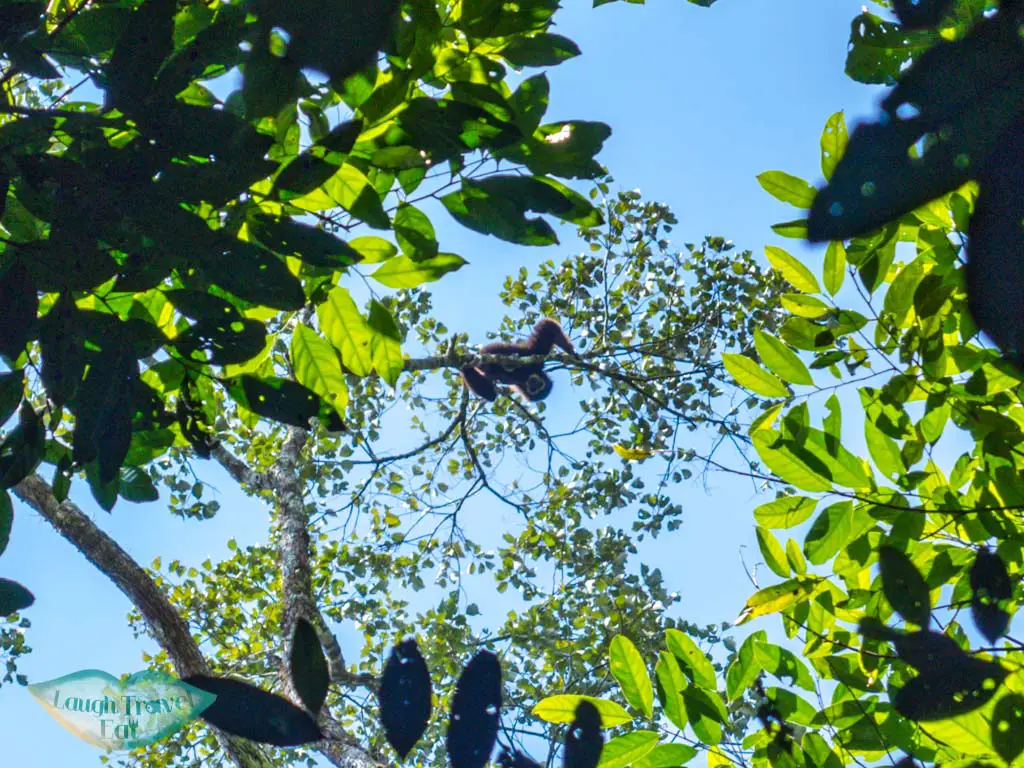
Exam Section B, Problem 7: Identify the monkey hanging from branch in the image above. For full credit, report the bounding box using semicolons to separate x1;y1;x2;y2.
460;318;577;402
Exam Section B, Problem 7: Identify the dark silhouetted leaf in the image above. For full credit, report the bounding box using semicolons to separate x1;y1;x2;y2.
273;154;342;199
318;119;363;153
291;618;330;716
379;639;432;759
497;121;610;180
0;578;34;616
894;658;1007;721
441;183;557;246
970;546;1013;643
183;674;323;746
7;38;60;79
173;319;267;366
176;384;214;459
104;0;177;108
0;1;44;39
893;0;954;29
39;294;85;408
226;375;324;429
498;749;541;768
966;118;1024;363
0;369;24;427
0;490;11;556
499;34;580;67
199;238;305;311
447;650;502;768
242;33;301;119
860;620;971;672
134;103;255;160
72;348;139;483
165;290;243;323
85;458;118;512
878;545;931;627
809;12;1024;243
118;466;159;503
52;454;71;503
259;0;400;81
564;700;603;768
993;693;1024;764
250;215;363;269
0;260;37;361
0;403;44;489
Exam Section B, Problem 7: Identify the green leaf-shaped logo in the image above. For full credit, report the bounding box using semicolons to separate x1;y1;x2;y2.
28;669;215;750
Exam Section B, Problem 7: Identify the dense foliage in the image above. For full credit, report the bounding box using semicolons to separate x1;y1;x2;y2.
5;0;1024;768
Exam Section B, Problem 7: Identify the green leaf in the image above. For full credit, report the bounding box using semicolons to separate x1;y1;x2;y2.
786;539;807;575
510;74;550;133
823;241;846;295
735;577;821;625
654;652;687;731
765;246;820;294
0;490;11;556
597;731;659;768
371;253;468;289
754;496;817;529
394;203;438;260
680;686;726;745
757;171;816;208
780;294;830;319
665;629;716;689
756;526;790;578
609;635;653;718
532;695;630;726
725;630;765;701
771;219;809;238
803;501;854;565
317;287;373;377
820;111;848;182
765;687;817;726
865;419;905;479
0;578;34;616
292;164;390;229
632;744;698;768
752;642;816;692
754;331;812;386
499;33;581;67
118;467;159;503
368;300;404;388
348;236;398;264
844;11;937;85
752;432;833;493
722;354;789;398
85;459;119;512
291;324;349;415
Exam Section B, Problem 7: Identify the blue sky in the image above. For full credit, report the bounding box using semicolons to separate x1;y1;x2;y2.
0;0;924;764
